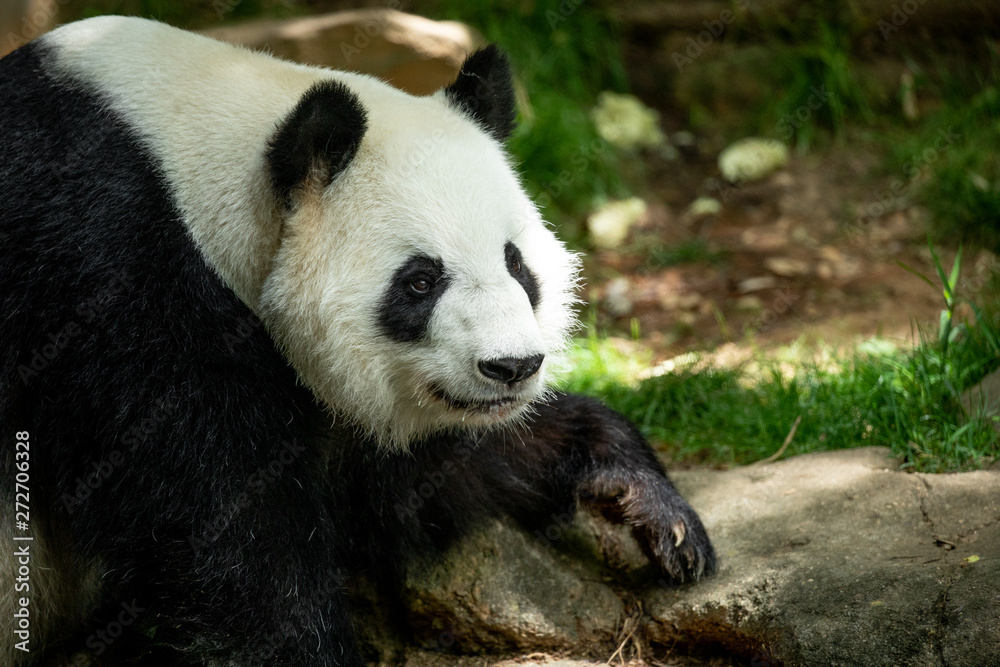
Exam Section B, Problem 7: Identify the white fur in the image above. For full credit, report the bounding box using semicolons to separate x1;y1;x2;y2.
44;16;580;447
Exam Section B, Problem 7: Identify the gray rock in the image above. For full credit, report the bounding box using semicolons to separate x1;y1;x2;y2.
393;448;1000;666
402;517;624;654
646;448;1000;666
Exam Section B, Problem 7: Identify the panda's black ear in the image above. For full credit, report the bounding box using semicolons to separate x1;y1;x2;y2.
444;45;517;142
267;80;368;206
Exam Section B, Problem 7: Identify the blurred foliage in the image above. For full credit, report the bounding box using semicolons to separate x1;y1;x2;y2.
677;9;883;150
883;67;1000;253
674;7;1000;252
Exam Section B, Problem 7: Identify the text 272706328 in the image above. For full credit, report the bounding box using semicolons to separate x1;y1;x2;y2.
13;430;31;653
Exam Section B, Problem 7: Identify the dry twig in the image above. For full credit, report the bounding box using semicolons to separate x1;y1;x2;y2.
753;414;802;465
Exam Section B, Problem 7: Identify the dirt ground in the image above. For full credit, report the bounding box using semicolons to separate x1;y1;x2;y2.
586;140;990;368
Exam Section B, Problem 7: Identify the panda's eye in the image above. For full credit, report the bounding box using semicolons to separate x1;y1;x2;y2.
504;241;540;309
409;277;432;294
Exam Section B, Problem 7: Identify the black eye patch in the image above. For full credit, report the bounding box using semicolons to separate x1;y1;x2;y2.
377;254;451;343
505;241;540;309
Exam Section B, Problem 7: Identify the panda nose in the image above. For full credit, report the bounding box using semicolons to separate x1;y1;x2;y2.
478;354;544;385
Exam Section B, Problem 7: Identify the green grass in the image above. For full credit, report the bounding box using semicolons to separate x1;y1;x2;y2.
761;19;879;151
562;306;1000;472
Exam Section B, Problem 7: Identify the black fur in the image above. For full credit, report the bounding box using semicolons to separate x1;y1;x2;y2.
377;254;451;343
1;43;359;665
445;45;517;142
266;80;368;207
0;38;714;667
504;241;540;309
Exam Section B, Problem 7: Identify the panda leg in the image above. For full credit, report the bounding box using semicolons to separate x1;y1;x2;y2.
179;500;361;666
85;489;360;666
46;424;363;666
491;392;717;583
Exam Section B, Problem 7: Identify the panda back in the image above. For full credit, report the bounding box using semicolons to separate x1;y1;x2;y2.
0;39;323;525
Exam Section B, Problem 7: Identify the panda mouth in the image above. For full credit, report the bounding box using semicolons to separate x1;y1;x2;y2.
428;385;520;414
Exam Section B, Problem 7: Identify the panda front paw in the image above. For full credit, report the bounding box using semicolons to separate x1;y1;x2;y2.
581;471;716;584
640;491;716;584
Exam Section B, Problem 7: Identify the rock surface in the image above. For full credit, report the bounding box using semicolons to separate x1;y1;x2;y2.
202;9;478;95
403;518;625;654
389;448;1000;666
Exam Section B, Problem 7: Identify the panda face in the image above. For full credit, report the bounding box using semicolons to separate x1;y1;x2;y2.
258;62;579;448
261;126;578;447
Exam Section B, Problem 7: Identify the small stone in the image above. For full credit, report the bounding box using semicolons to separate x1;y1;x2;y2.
818;245;846;262
672;130;696;147
765;257;811;277
658;291;680;310
741;228;786;251
718;137;789;182
792;225;812;243
685;197;722;218
658;144;680;162
675;311;698;327
590;92;665;150
677;293;703;310
738;276;778;293
772;172;795;187
736;295;764;313
603;277;633;317
587;198;648;249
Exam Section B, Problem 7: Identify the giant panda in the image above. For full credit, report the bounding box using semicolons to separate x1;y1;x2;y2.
0;15;715;666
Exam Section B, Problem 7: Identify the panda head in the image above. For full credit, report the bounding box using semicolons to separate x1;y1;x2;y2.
258;46;579;448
